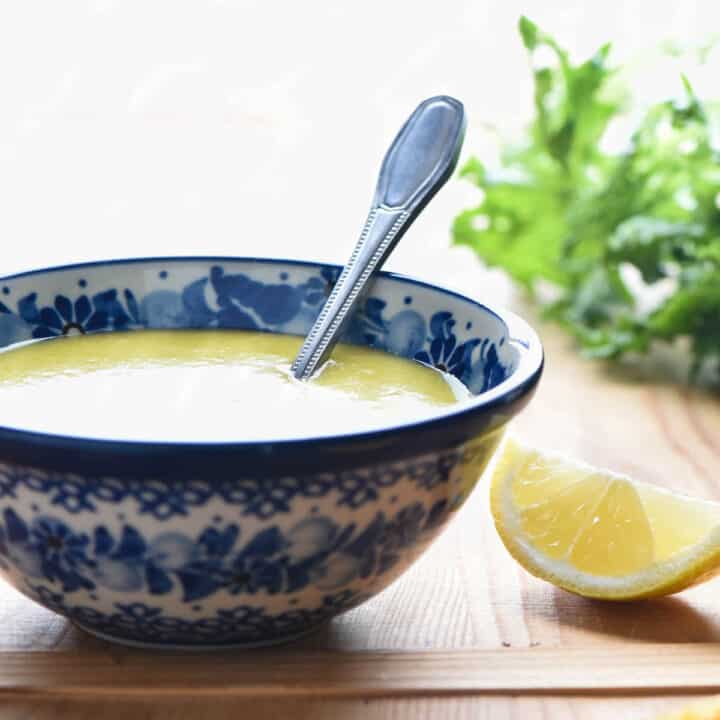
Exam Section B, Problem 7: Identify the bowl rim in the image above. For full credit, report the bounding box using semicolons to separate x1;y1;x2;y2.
0;256;544;476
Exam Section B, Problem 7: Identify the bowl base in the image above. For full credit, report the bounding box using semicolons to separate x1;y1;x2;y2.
74;621;325;651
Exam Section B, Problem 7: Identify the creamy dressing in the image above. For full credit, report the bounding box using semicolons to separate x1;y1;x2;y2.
0;330;470;441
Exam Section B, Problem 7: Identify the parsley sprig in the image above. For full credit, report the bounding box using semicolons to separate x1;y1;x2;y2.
453;17;720;383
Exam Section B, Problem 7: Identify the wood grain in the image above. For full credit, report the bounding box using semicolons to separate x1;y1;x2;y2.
0;696;712;720
3;645;720;699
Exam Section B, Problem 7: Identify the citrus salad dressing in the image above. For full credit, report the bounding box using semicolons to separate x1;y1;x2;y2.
0;330;470;441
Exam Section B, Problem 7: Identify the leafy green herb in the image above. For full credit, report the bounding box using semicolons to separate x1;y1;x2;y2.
453;16;720;383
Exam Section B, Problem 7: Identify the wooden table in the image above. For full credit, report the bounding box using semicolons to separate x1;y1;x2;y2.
2;308;720;719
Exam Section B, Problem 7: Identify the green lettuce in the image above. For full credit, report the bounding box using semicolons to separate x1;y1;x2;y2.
453;16;720;383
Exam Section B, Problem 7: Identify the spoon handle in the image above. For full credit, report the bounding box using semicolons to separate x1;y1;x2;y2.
291;95;466;380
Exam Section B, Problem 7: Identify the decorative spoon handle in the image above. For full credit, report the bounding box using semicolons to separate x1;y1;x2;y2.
291;95;466;380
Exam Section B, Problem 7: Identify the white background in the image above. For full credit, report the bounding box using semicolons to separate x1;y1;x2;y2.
0;0;716;302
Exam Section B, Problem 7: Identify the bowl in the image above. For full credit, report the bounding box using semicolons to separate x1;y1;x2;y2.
0;256;542;648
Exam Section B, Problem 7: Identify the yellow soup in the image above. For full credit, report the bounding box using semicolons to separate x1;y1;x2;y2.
0;330;470;441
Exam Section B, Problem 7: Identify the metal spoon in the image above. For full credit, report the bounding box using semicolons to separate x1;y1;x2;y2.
291;95;467;380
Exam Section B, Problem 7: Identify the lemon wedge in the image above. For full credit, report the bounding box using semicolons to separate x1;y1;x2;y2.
658;697;720;719
490;437;720;599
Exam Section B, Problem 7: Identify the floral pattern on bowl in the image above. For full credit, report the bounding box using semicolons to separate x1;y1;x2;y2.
5;496;446;601
0;261;512;393
0;257;542;648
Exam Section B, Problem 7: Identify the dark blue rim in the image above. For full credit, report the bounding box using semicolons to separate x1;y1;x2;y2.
0;256;544;477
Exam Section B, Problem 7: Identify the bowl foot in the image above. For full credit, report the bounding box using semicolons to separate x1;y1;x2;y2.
74;621;326;651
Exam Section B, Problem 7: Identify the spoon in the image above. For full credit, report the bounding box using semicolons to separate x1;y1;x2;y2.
291;95;467;380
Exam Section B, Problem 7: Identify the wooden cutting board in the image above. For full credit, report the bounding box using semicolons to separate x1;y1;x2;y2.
1;311;720;720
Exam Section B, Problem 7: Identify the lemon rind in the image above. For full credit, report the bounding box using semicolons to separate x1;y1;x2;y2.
490;438;720;600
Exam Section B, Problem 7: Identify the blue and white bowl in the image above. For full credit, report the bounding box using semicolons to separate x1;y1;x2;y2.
0;257;542;648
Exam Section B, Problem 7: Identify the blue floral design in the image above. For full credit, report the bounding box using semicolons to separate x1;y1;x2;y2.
335;471;385;509
414;311;481;380
409;454;458;491
1;509;95;592
345;297;510;388
464;338;509;394
28;582;364;646
0;448;462;520
0;310;32;346
0;258;528;647
385;310;427;356
345;297;391;346
0;499;452;604
235;477;303;519
46;475;125;514
126;479;214;519
208;265;338;333
139;290;189;329
92;525;145;592
0;466;20;500
92;525;196;593
30;517;95;591
0;261;511;389
17;290;133;338
347;298;428;358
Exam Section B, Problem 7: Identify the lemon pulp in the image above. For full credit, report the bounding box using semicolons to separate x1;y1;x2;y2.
491;438;720;599
657;697;720;720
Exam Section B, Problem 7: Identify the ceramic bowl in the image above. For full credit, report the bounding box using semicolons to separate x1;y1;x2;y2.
0;257;542;648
